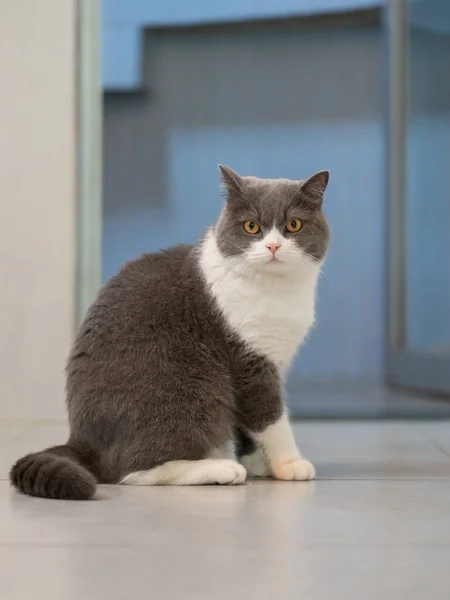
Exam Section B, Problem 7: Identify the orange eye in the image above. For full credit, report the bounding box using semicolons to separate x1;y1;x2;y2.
285;218;302;233
243;221;260;234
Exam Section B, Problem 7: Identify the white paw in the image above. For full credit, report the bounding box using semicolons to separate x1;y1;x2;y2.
240;450;271;478
121;470;147;485
210;460;247;485
272;458;315;481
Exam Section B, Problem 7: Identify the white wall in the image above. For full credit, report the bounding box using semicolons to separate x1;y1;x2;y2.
0;1;76;419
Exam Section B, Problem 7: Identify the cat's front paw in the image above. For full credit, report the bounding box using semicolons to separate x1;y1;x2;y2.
272;459;315;481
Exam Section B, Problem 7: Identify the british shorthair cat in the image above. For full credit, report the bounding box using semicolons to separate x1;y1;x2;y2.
11;165;330;499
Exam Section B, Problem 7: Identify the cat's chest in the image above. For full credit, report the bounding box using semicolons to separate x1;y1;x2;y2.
215;276;316;369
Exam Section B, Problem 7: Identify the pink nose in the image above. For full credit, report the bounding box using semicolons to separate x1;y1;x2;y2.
266;243;281;255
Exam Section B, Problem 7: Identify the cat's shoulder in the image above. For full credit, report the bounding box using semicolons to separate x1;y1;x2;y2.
88;244;201;323
112;244;195;282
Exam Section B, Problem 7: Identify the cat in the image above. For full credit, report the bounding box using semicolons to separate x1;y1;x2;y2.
10;165;330;500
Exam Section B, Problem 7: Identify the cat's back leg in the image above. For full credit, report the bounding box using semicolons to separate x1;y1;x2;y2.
120;458;247;486
69;351;237;484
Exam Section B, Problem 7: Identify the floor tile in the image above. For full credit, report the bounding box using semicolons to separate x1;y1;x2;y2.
416;421;450;457
1;545;449;600
3;477;450;546
293;421;450;480
2;421;450;600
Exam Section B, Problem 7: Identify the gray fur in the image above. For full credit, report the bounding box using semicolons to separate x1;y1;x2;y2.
10;166;330;500
217;165;329;261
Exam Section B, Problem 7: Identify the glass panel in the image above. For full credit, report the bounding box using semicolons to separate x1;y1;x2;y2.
405;0;450;354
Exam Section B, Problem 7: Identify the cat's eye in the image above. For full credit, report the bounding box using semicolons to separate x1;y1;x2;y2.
243;221;260;234
285;218;302;233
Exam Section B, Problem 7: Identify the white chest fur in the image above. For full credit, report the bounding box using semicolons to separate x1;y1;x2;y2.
199;232;320;371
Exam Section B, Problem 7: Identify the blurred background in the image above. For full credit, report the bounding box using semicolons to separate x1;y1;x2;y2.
1;0;450;422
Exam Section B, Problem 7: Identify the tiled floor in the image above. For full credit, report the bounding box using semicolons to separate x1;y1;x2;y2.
1;420;450;600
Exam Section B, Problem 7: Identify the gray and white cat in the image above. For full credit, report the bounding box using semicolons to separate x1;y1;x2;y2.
10;165;330;500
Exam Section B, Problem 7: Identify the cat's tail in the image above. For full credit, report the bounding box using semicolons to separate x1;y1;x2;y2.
10;444;97;501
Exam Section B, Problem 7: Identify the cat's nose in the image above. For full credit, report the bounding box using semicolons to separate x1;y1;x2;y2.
265;243;281;255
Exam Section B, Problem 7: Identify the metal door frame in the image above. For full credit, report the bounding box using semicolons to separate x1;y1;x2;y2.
76;0;103;325
385;0;450;395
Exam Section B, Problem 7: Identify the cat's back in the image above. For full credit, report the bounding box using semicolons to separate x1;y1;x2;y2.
66;244;235;470
110;244;193;296
105;243;194;303
75;244;206;345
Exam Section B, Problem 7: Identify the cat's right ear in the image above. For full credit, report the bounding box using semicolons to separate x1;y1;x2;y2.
219;165;245;199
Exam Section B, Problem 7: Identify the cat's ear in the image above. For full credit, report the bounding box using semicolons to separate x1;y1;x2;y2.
219;165;245;199
301;170;330;207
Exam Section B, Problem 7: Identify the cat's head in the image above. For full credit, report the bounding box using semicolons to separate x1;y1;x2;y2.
215;165;330;274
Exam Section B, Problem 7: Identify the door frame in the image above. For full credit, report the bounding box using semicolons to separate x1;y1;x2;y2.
385;0;450;395
76;0;103;325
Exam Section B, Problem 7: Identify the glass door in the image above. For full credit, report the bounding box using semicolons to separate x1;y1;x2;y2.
387;0;450;394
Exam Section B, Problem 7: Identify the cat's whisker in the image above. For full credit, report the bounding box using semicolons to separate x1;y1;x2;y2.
318;270;333;288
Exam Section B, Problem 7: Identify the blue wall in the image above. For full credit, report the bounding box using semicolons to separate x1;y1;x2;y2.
102;0;381;90
103;22;384;383
101;0;450;393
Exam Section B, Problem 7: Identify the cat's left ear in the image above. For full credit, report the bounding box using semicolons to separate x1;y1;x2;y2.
301;170;330;207
219;165;245;199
